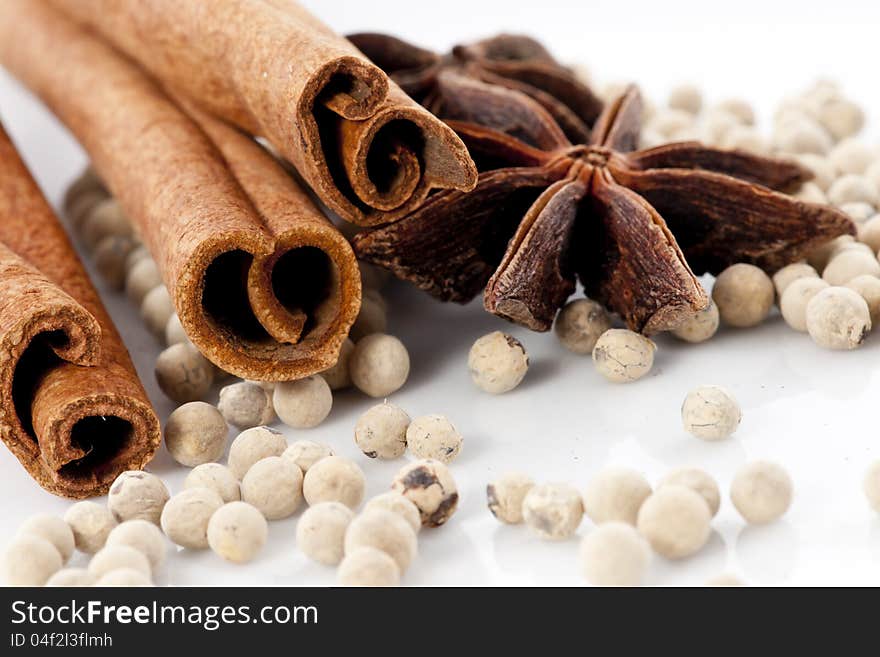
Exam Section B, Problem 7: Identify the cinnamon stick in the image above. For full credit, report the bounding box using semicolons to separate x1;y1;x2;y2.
0;1;361;381
50;0;478;226
0;123;160;498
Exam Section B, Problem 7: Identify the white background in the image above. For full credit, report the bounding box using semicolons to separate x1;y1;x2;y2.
2;0;880;586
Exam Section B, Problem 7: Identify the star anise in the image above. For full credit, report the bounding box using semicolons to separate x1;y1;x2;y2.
347;32;603;144
353;74;855;333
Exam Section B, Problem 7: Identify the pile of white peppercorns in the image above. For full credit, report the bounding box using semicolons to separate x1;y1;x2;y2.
354;401;463;464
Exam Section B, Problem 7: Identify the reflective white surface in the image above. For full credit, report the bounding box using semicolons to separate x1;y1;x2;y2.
1;0;879;586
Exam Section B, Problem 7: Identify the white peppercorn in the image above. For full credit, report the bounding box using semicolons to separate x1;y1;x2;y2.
864;461;880;513
487;472;535;525
164;401;227;467
772;262;818;298
712;263;774;327
106;520;166;571
141;285;175;339
161;487;224;549
17;514;74;563
241;456;304;520
647;108;693;138
658;467;721;517
822;249;880;285
155;343;214;404
320;338;354;390
227;426;287;480
363;492;421;534
583;467;652;526
303;456;365;509
391;459;459;527
701;109;739;146
349;333;410;397
296;502;354;565
82;198;133;250
730;461;793;524
217;381;275;430
125;258;161;306
715;98;755;125
95;568;153;587
522;483;584;540
794;153;836;191
88;545;151;580
45;568;95;587
94;235;136;289
681;385;741;441
64;501;117;554
773;118;832;155
184;463;240;502
857;214;880;251
795;182;827;204
840;202;876;223
554;298;612;354
828;174;878;207
668;84;702;114
124;244;149;273
866;161;880;192
592;329;655;383
2;535;62;586
406;414;463;463
468;331;529;394
337;547;400;587
164;313;187;346
579;523;652;587
207;501;268;563
829;138;874;175
671;300;719;343
108;471;170;525
720;125;769;154
273;375;332;429
808;235;856;271
282;440;334;473
636;485;711;559
354;402;410;459
344;509;417;573
780;277;829;332
349;296;387;341
817;98;864;140
845;275;880;324
806;286;871;349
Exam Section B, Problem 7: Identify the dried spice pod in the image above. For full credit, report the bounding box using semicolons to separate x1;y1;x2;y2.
0;123;159;498
50;0;477;226
348;32;604;144
355;75;855;333
0;1;360;381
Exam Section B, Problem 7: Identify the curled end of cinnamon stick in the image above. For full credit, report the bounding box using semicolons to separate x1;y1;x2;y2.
310;56;389;120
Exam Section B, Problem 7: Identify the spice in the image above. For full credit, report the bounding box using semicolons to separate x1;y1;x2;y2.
840;202;875;222
391;459;459;527
864;461;880;512
64;501;117;554
125;258;162;306
164;314;187;347
273;375;333;429
206;502;268;564
227;426;287;480
282;440;334;474
320;338;355;390
45;568;95;587
712;263;774;327
2;535;62;586
140;286;175;339
828;174;878;206
241;456;304;520
823;248;880;285
160;487;224;549
81;198;133;250
183;463;240;503
354;83;852;333
522;483;584;540
668;85;703;115
349;334;411;398
772;262;818;298
217;381;275;430
681;385;741;441
95;568;152;587
592;329;655;383
794;154;836;191
106;520;167;571
730;461;793;524
344;509;418;573
349;297;387;341
108;471;170;525
124;244;149;274
154;343;214;404
671;300;719;343
844;275;880;323
467;331;529;394
296;502;354;566
337;547;400;587
780;277;829;332
858;216;880;251
583;467;652;526
94;235;136;290
636;485;711;559
554;298;612;354
163;401;228;467
805;286;871;349
406;414;463;464
658;467;721;517
487;472;535;525
579;523;651;587
302;456;366;510
88;545;151;580
363;492;422;534
17;514;74;563
354;402;410;459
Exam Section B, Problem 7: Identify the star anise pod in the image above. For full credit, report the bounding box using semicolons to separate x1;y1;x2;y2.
353;74;855;333
347;32;603;144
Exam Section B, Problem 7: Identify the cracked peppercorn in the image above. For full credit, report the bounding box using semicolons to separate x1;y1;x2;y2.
681;385;741;441
592;329;655;383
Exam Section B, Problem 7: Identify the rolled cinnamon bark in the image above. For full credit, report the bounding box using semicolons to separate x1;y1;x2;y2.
50;0;478;226
0;1;361;381
0;123;160;498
